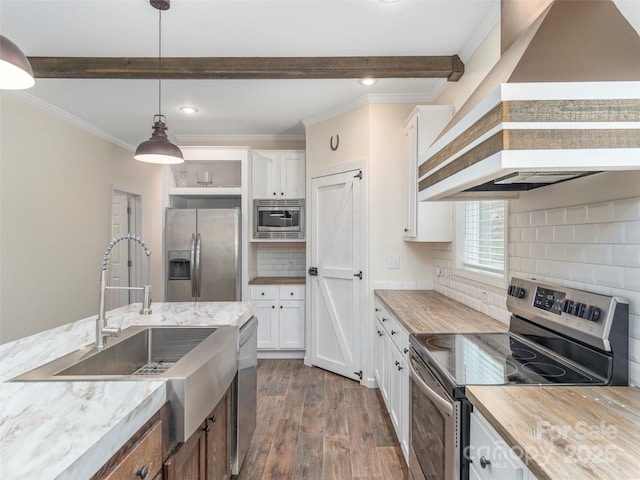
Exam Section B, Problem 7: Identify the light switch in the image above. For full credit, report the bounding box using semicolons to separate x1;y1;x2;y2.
386;255;400;269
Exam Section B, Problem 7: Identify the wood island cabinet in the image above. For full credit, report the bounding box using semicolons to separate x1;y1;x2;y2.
164;388;231;480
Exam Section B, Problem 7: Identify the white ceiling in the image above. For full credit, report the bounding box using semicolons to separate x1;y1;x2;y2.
1;0;638;150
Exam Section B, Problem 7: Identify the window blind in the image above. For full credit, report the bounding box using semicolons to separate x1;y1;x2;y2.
462;200;505;275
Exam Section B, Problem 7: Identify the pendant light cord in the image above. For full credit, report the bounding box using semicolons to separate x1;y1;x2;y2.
158;9;162;116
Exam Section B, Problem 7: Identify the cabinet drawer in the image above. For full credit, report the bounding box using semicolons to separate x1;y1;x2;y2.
104;421;162;480
249;286;278;300
469;411;525;480
279;285;305;300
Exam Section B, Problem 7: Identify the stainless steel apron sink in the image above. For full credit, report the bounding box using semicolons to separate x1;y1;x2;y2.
11;325;239;442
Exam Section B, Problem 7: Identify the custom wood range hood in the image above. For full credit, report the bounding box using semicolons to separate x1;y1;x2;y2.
418;0;640;201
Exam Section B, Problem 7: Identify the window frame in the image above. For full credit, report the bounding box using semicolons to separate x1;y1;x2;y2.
453;200;509;289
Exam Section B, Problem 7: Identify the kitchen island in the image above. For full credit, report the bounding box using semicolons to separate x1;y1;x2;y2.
0;301;255;480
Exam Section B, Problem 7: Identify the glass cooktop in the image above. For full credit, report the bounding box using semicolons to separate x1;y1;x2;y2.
410;332;607;390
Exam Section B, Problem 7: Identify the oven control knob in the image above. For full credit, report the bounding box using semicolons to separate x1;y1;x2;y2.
563;300;574;313
574;302;586;317
582;305;601;322
507;285;526;298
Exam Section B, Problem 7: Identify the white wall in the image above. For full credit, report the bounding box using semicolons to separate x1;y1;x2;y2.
0;93;164;344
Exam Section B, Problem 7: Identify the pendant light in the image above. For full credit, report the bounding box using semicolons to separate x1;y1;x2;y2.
134;0;183;164
0;35;35;90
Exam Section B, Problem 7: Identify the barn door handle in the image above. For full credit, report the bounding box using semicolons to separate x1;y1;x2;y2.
308;267;318;276
353;271;362;280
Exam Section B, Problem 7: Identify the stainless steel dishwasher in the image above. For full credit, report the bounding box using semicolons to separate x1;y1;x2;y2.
232;316;257;475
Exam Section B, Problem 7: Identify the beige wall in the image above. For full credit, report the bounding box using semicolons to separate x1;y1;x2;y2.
0;93;164;344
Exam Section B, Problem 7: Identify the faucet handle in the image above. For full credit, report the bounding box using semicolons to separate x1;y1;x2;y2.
103;315;125;337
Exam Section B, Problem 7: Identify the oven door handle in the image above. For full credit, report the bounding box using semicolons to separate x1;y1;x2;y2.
409;361;453;417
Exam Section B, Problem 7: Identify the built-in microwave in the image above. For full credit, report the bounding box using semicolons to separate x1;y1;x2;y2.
253;199;305;240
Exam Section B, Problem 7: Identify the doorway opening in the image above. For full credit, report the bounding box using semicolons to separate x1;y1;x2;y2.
110;189;142;309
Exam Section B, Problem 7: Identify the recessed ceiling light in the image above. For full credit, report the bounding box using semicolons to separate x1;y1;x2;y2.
179;106;199;114
358;78;379;86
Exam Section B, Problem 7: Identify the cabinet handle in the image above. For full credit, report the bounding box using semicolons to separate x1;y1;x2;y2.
202;425;210;433
391;330;397;335
209;415;216;423
136;466;149;479
480;456;491;469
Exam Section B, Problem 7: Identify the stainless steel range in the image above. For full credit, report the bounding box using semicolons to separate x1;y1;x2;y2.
408;277;629;480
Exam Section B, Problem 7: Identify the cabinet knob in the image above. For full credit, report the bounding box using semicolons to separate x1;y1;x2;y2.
480;456;491;469
272;305;275;309
404;228;409;232
209;415;217;423
273;192;277;196
382;317;388;322
290;292;294;296
377;330;383;336
261;292;265;296
281;192;284;196
397;365;403;371
136;466;149;479
375;308;380;312
202;425;210;433
391;330;397;335
404;348;409;354
280;305;283;309
394;360;399;366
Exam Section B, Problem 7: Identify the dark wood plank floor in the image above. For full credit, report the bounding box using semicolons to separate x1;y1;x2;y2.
236;359;409;480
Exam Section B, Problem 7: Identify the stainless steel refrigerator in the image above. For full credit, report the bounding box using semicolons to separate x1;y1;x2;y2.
165;208;241;302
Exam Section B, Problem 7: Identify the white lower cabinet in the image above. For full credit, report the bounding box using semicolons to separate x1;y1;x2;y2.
250;285;305;352
374;299;410;462
469;410;538;480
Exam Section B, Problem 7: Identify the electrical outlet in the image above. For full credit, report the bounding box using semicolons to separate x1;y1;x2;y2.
386;255;400;269
480;290;490;305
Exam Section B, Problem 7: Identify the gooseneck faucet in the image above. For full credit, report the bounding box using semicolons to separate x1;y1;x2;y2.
97;233;152;349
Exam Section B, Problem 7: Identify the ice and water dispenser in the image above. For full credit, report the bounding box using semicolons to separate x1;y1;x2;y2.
168;251;191;280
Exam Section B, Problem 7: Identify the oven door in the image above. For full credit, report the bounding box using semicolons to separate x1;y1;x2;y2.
409;350;460;480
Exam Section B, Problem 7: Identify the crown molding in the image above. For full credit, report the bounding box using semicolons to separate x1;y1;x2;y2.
174;133;306;143
458;0;500;64
302;84;447;128
10;90;135;151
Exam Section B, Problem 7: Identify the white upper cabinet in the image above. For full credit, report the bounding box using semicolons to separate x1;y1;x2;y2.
251;150;305;199
403;106;454;242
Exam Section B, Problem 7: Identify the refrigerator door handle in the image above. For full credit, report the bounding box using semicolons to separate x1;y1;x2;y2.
190;233;197;298
195;233;202;298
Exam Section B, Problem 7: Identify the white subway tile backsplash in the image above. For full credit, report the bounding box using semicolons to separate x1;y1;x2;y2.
597;222;625;243
586;201;615;223
612;245;640;268
546;208;566;225
530;210;546;227
585;244;612;265
537;226;554;242
564;244;585;263
256;244;306;277
594;265;624;289
433;196;639;384
625;221;640;243
614;198;640;221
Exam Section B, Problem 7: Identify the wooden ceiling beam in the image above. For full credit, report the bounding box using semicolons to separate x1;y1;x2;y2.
28;55;464;81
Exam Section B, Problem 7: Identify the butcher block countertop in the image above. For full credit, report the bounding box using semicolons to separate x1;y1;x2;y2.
467;386;640;480
249;276;306;285
374;289;507;334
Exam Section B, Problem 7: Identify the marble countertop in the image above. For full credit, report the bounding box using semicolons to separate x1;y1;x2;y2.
467;385;640;480
0;301;255;480
248;276;306;285
374;289;507;334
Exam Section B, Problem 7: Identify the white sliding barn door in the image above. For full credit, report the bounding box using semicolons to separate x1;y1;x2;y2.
309;169;364;381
